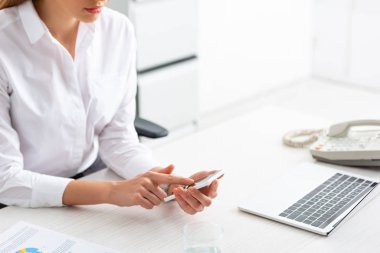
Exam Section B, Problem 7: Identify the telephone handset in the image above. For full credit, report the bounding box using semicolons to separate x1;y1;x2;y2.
283;120;380;167
328;120;380;137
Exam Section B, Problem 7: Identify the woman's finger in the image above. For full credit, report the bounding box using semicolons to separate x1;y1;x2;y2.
146;171;194;185
138;195;155;209
208;179;219;199
146;183;167;200
142;189;162;206
189;187;212;207
167;184;180;195
200;179;218;198
174;189;196;215
179;188;204;212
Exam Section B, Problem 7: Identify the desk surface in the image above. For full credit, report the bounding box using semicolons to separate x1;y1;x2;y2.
1;80;380;252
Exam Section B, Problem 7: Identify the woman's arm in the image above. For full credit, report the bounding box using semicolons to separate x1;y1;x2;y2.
0;65;72;208
63;166;194;208
62;180;113;206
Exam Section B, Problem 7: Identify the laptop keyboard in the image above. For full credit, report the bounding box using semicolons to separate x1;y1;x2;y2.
279;173;377;229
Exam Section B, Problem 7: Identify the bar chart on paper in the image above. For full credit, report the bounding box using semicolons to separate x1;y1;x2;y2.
0;221;123;253
15;248;43;253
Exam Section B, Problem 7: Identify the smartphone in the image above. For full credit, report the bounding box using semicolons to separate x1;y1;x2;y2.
163;170;224;202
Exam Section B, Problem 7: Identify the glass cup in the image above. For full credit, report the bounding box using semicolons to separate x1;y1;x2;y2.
183;222;223;253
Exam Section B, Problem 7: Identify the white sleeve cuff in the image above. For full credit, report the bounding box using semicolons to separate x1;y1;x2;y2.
31;174;73;208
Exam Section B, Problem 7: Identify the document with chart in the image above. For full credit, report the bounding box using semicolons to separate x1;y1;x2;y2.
0;221;123;253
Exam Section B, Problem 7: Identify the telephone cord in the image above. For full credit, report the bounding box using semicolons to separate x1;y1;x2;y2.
282;129;324;148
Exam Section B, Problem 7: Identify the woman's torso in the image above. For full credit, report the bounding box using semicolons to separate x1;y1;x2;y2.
0;1;134;177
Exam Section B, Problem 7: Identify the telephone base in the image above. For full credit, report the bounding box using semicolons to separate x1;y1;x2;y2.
312;156;380;167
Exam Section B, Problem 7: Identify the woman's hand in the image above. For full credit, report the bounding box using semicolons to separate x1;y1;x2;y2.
169;170;221;215
108;165;193;209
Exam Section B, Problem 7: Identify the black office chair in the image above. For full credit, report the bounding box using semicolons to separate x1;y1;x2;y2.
134;117;168;138
134;86;169;139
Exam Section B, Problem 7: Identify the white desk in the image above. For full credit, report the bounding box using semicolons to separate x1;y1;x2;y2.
1;80;380;252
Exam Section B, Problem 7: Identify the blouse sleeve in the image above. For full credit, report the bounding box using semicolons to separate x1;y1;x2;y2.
0;64;72;208
97;22;160;179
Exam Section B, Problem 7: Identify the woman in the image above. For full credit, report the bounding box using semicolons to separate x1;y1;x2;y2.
0;0;219;214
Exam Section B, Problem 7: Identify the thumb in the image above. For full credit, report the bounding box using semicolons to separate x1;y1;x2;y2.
156;164;175;174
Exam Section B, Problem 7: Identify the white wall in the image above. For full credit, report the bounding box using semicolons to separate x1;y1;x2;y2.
313;0;380;89
350;0;380;87
198;0;313;114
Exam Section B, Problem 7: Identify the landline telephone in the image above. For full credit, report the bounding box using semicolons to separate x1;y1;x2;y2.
283;120;380;167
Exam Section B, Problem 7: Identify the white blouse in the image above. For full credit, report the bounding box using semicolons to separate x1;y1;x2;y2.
0;1;158;207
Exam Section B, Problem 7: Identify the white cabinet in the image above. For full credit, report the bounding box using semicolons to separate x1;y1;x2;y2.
107;0;198;71
138;59;199;130
128;0;198;71
108;0;199;131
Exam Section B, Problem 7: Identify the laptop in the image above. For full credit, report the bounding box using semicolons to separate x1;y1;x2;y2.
238;163;379;236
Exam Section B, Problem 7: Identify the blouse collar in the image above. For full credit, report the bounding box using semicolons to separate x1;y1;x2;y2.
18;0;96;45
